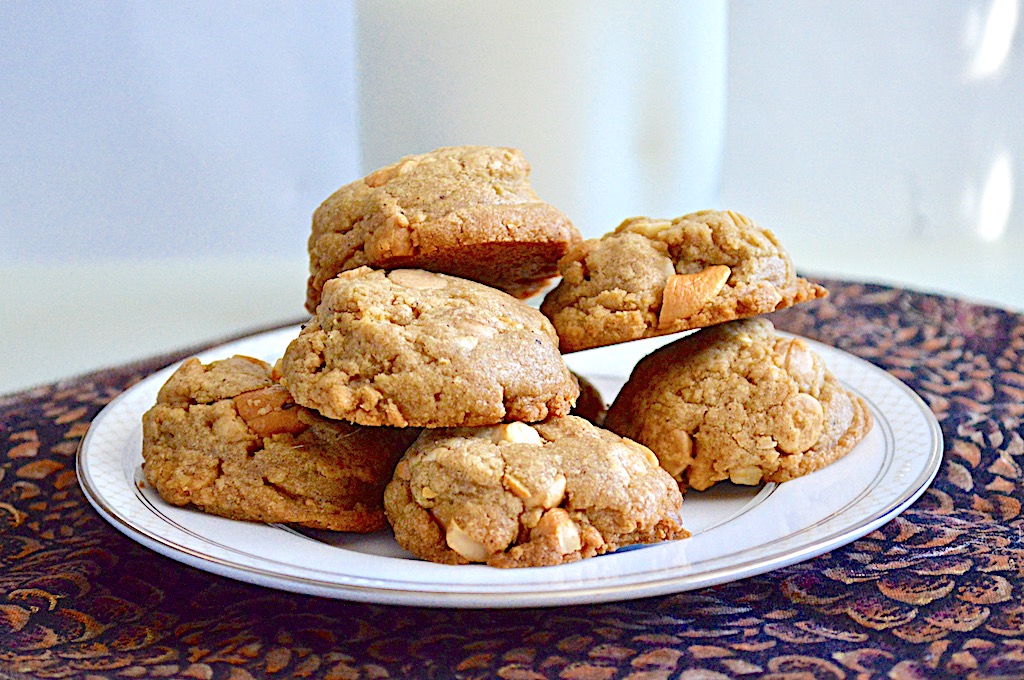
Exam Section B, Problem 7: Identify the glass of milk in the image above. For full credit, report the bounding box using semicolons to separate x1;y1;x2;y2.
354;1;728;239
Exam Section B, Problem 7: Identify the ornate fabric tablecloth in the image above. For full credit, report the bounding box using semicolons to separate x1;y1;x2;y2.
2;278;1022;679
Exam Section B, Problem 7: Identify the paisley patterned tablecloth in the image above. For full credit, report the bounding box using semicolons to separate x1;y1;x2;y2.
2;278;1023;680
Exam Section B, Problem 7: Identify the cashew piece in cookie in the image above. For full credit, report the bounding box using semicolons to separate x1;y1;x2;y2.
657;430;694;479
658;265;731;328
487;422;543;446
504;473;532;500
534;508;581;555
728;466;764;486
776;338;824;392
527;474;567;509
364;157;420;187
446;520;489;562
775;393;826;454
233;386;307;437
505;472;567;510
617;217;675;239
388;269;448;290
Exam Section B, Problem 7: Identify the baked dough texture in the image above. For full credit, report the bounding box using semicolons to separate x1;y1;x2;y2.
540;210;828;352
280;267;579;428
142;355;419;532
383;416;689;568
603;318;872;491
306;145;580;312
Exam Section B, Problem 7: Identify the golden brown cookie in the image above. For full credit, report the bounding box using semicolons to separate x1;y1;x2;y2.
306;145;580;312
383;417;689;568
280;267;579;428
141;355;420;532
603;318;872;491
540;210;828;352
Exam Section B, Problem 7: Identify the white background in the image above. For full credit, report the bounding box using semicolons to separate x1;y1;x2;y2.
3;1;1023;393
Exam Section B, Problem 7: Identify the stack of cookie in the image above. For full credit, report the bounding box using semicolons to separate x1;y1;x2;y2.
540;210;873;492
141;145;871;569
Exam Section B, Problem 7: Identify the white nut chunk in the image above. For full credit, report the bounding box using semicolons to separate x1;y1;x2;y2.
413;482;439;507
728;466;764;486
534;508;581;555
445;520;489;562
658;265;731;328
504;472;567;509
232;385;307;437
488;422;543;446
775;337;824;392
452;318;497;339
364;157;420;187
657;430;694;479
451;318;496;352
388;269;448;290
775;393;826;454
504;473;532;500
616;217;675;239
524;473;567;509
453;335;480;351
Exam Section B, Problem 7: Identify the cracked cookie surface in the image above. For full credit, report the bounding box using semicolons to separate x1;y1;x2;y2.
603;318;872;491
281;267;579;428
540;210;828;352
306;145;580;312
383;416;689;568
141;355;419;532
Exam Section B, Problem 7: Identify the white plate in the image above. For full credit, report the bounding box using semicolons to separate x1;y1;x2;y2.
77;326;943;608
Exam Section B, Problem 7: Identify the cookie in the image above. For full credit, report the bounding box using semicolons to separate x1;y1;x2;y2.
280;267;579;428
540;210;828;352
306;145;580;312
383;417;689;568
141;355;420;532
603;318;872;491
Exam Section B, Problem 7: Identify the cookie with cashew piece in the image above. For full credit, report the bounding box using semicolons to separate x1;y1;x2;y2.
603;318;872;491
539;210;828;352
142;355;420;532
306;145;580;312
280;267;579;428
383;416;689;568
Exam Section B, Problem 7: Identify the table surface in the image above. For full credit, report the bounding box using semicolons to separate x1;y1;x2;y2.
2;277;1023;679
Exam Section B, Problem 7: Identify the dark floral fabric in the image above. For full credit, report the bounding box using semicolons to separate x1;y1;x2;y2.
1;279;1022;679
